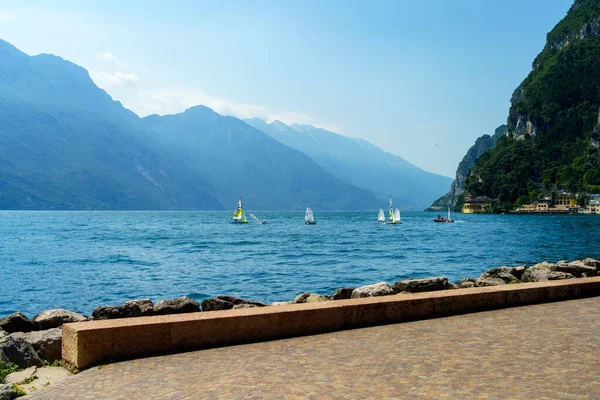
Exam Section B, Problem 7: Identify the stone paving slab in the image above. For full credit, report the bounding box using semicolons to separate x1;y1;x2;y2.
27;297;600;399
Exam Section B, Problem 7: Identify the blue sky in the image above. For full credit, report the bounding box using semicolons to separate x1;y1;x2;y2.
0;0;572;177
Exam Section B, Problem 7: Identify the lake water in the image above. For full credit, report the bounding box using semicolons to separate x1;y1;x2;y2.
1;211;599;318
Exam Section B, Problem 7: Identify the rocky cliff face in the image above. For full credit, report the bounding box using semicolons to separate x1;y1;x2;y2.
427;125;506;211
465;0;600;207
509;0;600;140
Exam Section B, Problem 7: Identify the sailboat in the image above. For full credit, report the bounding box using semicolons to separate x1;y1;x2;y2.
231;197;248;224
377;209;385;224
305;208;316;225
380;196;401;225
433;207;455;223
249;213;266;224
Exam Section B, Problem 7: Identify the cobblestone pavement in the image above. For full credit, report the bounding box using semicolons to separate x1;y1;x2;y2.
27;297;600;399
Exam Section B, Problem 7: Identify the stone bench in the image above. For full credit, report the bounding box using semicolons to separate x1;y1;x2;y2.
63;277;600;370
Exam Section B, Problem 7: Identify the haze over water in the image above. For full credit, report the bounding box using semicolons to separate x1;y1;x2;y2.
2;210;599;317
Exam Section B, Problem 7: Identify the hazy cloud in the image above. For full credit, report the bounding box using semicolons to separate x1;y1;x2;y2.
89;70;138;90
95;52;129;69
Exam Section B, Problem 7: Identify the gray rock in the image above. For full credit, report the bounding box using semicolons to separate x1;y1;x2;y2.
11;328;62;362
32;309;88;330
458;281;476;289
92;302;146;320
4;366;36;385
548;271;576;280
479;267;521;283
583;258;600;268
0;349;8;363
393;277;450;293
475;277;507;287
0;312;34;334
232;304;259;309
201;298;234;312
0;330;43;368
293;292;310;304
154;297;200;315
0;384;17;400
201;296;265;312
521;262;553;282
124;299;154;316
332;288;355;300
216;296;267;307
351;282;395;298
19;366;72;394
553;260;597;278
305;294;329;303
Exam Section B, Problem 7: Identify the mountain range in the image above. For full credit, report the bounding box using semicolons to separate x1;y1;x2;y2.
245;119;452;210
0;39;450;210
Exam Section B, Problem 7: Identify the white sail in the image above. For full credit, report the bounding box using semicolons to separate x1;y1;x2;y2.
389;196;394;221
378;209;385;223
394;208;401;222
305;208;315;223
447;207;451;220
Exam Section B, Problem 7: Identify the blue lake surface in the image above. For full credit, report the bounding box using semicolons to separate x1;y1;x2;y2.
1;210;599;317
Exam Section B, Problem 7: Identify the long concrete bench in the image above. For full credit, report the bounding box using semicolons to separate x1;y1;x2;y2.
63;277;600;370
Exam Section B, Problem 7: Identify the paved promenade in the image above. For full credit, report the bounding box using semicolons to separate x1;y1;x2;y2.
27;297;600;399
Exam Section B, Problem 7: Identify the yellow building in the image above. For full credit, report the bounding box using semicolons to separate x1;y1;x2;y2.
588;195;600;214
555;192;577;207
462;196;492;214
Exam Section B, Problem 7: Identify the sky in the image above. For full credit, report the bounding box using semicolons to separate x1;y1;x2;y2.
0;0;573;177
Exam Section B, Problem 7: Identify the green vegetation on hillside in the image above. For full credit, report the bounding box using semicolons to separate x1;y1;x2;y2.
466;9;600;207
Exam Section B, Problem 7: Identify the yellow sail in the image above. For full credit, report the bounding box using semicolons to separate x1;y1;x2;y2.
232;197;243;220
389;196;394;222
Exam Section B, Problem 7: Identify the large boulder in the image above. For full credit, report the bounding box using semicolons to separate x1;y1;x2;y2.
32;309;87;330
583;258;600;269
351;282;395;298
553;260;597;278
332;288;354;300
92;299;155;320
0;330;43;368
92;304;142;320
393;277;450;293
0;313;34;334
154;297;200;315
548;271;576;280
305;294;329;303
479;267;521;283
216;296;267;307
521;262;554;282
475;277;506;287
458;280;476;289
0;384;17;400
201;298;234;311
293;292;310;304
11;328;62;362
124;299;154;316
201;296;266;312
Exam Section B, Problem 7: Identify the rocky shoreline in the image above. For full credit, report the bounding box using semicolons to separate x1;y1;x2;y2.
1;257;599;398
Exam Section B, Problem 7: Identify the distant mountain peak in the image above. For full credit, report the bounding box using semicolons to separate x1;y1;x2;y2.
0;38;27;58
270;120;289;131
